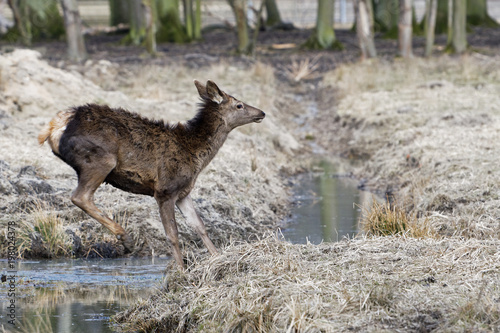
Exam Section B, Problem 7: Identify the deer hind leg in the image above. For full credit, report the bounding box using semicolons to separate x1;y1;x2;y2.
70;156;134;252
156;197;184;269
176;195;218;256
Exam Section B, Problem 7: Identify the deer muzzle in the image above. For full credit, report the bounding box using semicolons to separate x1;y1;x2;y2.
253;111;266;123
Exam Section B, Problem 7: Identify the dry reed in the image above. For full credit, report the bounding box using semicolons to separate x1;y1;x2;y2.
115;234;500;332
360;199;437;238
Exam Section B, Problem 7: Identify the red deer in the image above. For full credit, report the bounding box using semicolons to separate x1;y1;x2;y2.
38;80;265;269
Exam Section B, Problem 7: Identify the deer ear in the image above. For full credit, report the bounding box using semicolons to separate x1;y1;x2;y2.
206;80;227;104
194;80;208;99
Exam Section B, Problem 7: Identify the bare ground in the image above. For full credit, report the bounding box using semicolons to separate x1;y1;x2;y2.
1;27;500;331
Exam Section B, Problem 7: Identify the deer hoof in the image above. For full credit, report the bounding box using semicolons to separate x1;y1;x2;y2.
118;234;135;254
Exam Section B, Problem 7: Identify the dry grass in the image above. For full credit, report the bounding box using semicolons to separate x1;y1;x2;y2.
282;56;320;82
14;202;72;258
321;54;500;240
115;234;500;332
360;199;437;239
325;55;500;97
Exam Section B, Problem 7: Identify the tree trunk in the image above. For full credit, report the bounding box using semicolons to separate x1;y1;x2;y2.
6;0;30;44
305;0;341;49
424;0;437;57
398;0;413;58
466;0;498;27
6;0;64;44
447;0;453;44
227;0;250;54
372;0;399;36
156;0;189;43
194;0;201;40
356;0;377;59
265;0;282;26
430;0;448;33
109;0;130;26
183;0;201;40
60;0;87;61
450;0;466;53
128;0;146;45
316;0;335;48
184;0;194;39
143;0;157;54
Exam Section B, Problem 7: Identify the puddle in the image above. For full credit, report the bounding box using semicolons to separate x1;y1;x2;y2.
281;161;375;244
0;257;170;332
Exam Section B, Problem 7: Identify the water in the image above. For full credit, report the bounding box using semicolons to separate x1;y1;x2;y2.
0;257;170;332
281;161;374;244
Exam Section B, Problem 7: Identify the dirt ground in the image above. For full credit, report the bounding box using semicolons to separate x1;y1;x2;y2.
1;27;500;331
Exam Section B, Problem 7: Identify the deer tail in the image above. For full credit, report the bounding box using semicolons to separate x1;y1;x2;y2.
38;109;75;154
37;124;52;145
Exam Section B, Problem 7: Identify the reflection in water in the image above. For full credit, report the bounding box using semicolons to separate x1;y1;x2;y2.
282;161;375;244
0;257;169;332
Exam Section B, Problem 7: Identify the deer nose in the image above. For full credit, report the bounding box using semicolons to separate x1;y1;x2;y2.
253;111;265;123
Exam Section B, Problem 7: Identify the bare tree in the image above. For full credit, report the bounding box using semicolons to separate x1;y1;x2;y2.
398;0;413;58
60;0;87;61
7;0;64;45
467;0;498;27
424;0;437;57
305;0;342;50
143;0;157;54
355;0;376;59
227;0;250;54
109;0;130;26
450;0;466;53
127;0;146;45
156;0;190;43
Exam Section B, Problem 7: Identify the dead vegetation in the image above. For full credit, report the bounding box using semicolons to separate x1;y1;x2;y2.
115;234;500;332
359;199;437;239
321;54;500;240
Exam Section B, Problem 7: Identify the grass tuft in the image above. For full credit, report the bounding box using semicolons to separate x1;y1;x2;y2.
19;202;71;258
283;56;320;82
360;199;437;238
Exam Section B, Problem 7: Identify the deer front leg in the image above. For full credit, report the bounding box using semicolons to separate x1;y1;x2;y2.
176;195;218;256
156;197;184;269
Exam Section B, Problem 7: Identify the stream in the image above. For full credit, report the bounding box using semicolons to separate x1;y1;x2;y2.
1;257;169;332
1;161;370;332
281;160;373;244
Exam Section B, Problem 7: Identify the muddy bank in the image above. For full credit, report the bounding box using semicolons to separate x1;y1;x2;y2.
0;49;301;259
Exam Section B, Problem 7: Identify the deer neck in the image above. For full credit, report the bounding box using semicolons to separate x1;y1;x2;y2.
185;112;230;171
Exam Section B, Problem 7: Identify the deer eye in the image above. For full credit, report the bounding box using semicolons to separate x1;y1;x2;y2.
236;103;243;109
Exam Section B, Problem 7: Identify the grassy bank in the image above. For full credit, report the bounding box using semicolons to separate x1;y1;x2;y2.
115;235;499;332
115;55;500;332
